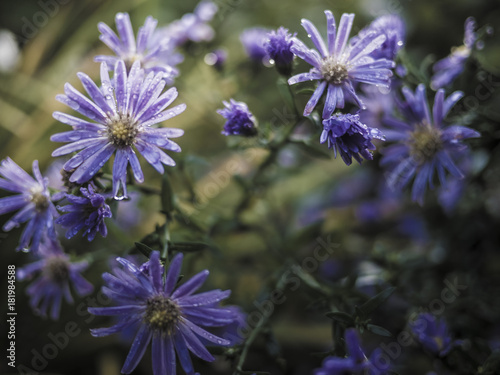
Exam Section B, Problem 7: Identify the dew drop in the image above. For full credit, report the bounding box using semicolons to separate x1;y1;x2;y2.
307;34;312;38
397;41;404;47
476;40;485;50
21;247;30;253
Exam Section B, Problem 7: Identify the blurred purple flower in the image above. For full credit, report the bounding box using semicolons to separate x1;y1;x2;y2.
321;113;384;165
218;99;257;136
380;84;479;204
17;237;93;320
89;251;237;375
355;14;406;61
0;158;59;252
431;17;476;89
51;60;185;200
156;1;218;47
410;313;460;356
314;328;390;374
240;27;271;63
288;11;395;118
96;13;179;83
56;184;112;241
265;27;296;75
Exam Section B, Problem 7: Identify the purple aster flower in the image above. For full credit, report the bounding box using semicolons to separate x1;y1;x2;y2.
320;113;385;165
56;184;112;241
51;60;185;200
288;11;395;118
0;158;58;252
218;99;257;136
431;17;477;89
88;251;237;375
380;84;480;204
96;13;179;83
240;27;271;63
158;1;218;48
355;14;406;61
314;328;390;374
17;236;93;320
265;27;296;76
409;313;460;356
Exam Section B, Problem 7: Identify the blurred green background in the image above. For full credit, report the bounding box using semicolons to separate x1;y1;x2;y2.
0;0;499;374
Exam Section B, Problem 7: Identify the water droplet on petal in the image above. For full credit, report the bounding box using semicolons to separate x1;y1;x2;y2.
22;247;30;253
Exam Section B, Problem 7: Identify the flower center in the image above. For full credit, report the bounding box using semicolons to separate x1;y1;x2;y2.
408;122;443;164
30;186;49;212
106;114;140;148
44;256;70;284
320;57;349;85
144;295;181;333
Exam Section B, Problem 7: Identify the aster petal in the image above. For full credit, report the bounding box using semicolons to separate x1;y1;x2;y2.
323;84;338;118
88;305;143;315
411;162;432;204
0;195;29;216
114;60;128;114
50;130;101;143
69;271;94;296
349;33;388;64
63;83;107;123
3;203;35;231
443;91;464;118
178;323;215;362
125;147;145;183
325;10;336;54
90;315;142;337
335;13;354;57
437;151;464;178
52;136;106;158
304;81;327;116
433;89;445;127
137;87;178;122
345;329;365;363
52;111;105;131
178;289;231;307
140;103;187;127
182;319;230;346
174;334;195;375
122;324;153;374
290;38;322;68
288;71;322;85
301;18;328;58
164;253;184;295
112;148;129;197
115;13;136;54
17;259;45;280
442;125;480;142
69;143;115;184
0;157;36;186
77;72;114;114
172;270;209;299
137;16;157;54
61;139;109;169
97;22;123;55
148;251;163;292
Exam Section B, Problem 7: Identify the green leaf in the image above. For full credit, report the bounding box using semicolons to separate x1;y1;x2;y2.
168;241;212;253
161;173;174;216
358;287;396;317
135;242;155;258
292;139;331;159
366;324;393;337
325;311;355;326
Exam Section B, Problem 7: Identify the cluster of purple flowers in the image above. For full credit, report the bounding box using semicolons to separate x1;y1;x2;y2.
0;2;485;374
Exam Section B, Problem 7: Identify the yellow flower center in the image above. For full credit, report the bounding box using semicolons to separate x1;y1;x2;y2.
30;186;49;212
44;256;70;284
320;57;349;85
144;295;181;334
408;122;443;164
106;114;141;148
